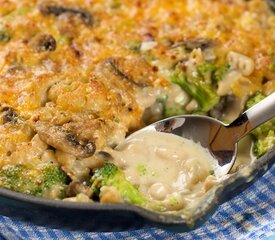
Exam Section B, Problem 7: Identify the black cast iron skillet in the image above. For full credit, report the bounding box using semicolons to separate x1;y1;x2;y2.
0;147;273;232
0;0;274;233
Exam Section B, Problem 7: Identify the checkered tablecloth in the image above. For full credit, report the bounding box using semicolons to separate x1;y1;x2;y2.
0;164;274;240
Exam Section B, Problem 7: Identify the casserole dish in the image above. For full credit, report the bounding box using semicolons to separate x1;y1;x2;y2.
0;0;274;231
0;148;273;232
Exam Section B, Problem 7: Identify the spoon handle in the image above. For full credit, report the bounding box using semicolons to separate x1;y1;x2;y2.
245;92;275;128
228;92;275;142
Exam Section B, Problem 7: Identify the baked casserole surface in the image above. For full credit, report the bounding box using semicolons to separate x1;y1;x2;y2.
0;0;274;206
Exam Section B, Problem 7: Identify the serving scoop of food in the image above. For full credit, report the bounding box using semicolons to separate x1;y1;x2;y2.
124;92;275;177
94;92;274;213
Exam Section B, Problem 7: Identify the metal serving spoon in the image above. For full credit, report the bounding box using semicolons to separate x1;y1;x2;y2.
128;92;275;177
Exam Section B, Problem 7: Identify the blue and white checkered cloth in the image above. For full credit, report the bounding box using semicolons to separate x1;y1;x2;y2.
0;165;274;240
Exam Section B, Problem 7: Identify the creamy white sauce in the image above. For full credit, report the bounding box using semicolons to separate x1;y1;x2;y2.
109;130;219;211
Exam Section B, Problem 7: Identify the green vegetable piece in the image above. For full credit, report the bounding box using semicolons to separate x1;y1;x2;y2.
42;165;68;188
4;7;32;21
56;35;70;46
171;72;220;113
0;165;41;195
0;164;68;197
136;164;147;176
197;63;216;73
197;62;217;84
157;94;185;117
213;64;230;82
246;92;266;109
245;92;275;158
164;104;185;117
0;30;11;42
169;196;179;206
197;62;230;83
114;117;120;123
269;56;275;72
91;163;147;206
267;48;273;56
110;0;121;9
269;62;275;72
253;130;275;158
126;40;141;53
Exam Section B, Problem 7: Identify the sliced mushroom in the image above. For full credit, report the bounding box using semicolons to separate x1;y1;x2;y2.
210;95;236;119
95;151;114;162
6;64;25;75
55;149;104;181
103;57;155;87
172;38;216;51
32;121;96;158
66;181;93;197
65;119;126;150
1;107;18;124
267;0;275;12
38;3;93;25
29;33;56;52
210;95;247;122
105;58;130;82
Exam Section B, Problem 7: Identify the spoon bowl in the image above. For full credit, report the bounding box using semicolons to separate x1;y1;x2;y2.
133;115;235;177
128;92;275;177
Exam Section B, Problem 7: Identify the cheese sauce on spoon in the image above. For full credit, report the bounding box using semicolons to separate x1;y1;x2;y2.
109;131;219;211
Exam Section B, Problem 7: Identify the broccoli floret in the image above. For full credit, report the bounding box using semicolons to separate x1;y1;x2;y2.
0;164;68;198
171;71;220;113
0;165;41;195
246;92;275;158
253;129;275;158
268;55;275;72
213;64;230;82
42;165;68;188
197;62;216;82
163;103;185;118
197;62;230;83
157;94;185;118
246;92;266;109
90;163;147;206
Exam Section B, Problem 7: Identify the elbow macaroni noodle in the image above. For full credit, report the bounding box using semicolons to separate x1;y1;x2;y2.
227;51;255;76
